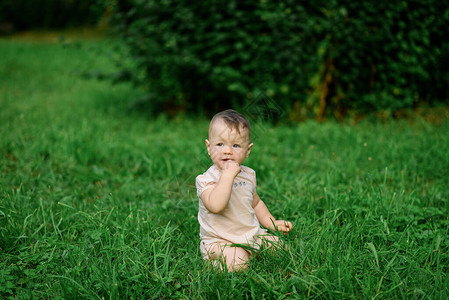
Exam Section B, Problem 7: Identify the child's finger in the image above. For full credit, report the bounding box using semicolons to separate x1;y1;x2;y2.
277;224;290;232
280;226;290;235
276;220;292;229
275;221;292;234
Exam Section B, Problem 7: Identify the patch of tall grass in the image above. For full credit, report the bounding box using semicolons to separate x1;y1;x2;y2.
0;37;448;298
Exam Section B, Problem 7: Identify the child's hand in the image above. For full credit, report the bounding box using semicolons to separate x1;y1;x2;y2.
274;220;293;235
222;160;241;178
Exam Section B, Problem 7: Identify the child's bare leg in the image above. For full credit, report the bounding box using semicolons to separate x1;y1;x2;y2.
259;234;289;251
208;243;250;271
257;234;278;249
261;234;279;245
222;246;250;271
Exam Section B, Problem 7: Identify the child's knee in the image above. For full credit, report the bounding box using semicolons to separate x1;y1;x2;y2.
260;234;279;247
204;243;250;270
222;246;250;271
264;235;279;243
232;247;250;260
260;234;289;252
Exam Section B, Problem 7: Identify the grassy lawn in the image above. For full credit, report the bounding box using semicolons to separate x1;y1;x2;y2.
1;36;448;299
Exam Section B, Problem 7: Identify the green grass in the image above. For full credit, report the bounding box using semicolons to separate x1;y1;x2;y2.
1;36;448;299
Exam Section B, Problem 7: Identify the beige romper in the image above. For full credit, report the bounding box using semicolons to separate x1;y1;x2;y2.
196;164;267;259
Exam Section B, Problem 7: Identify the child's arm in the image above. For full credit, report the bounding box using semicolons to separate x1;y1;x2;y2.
200;161;241;214
252;192;292;234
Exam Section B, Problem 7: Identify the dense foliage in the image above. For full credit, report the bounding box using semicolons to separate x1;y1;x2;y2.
109;0;449;119
0;0;103;31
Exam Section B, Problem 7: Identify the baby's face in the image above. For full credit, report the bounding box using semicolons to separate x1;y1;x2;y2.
206;119;253;171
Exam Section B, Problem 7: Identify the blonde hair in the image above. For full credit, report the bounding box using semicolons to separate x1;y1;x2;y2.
209;109;251;138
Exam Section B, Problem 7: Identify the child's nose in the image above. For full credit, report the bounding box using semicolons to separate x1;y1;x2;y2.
222;145;232;154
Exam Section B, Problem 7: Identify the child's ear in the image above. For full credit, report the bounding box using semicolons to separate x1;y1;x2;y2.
205;139;210;154
246;143;253;158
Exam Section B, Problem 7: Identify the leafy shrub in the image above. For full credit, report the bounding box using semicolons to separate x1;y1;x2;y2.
0;0;102;31
108;0;449;120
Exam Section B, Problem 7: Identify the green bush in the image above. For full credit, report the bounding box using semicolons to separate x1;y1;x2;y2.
0;0;102;30
109;0;449;119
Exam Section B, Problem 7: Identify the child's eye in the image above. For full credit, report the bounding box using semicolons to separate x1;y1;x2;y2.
233;144;240;148
217;143;223;147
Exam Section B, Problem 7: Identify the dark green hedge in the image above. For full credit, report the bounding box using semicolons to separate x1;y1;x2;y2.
0;0;103;31
109;0;449;120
